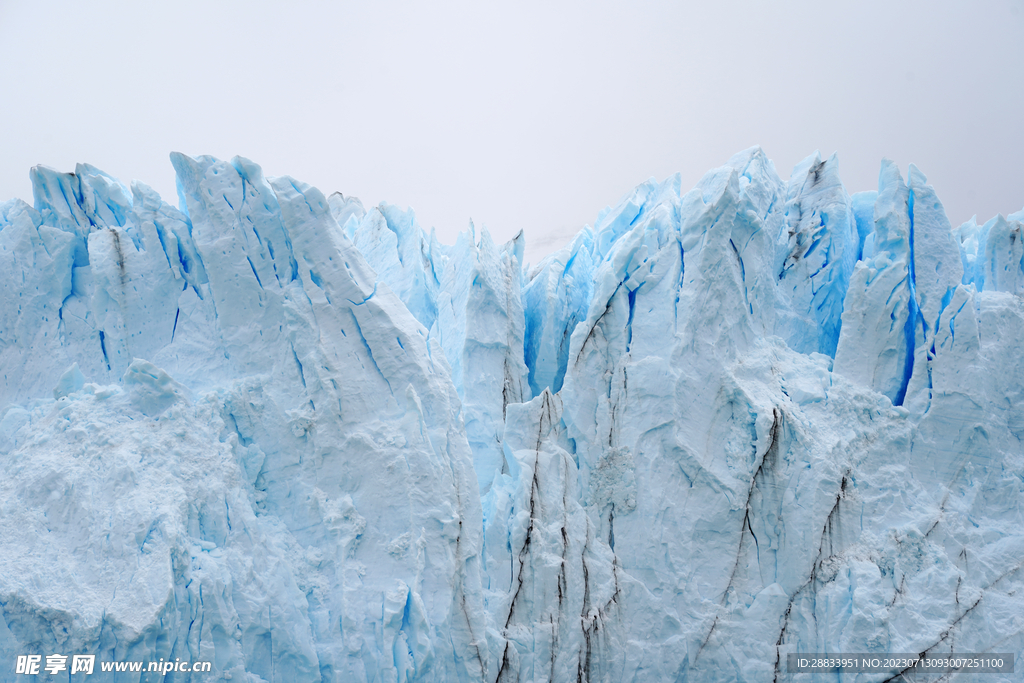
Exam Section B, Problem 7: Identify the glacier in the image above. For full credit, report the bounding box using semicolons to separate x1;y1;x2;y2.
0;148;1022;682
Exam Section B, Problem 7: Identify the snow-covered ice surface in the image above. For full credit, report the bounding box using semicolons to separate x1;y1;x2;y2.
1;149;1022;682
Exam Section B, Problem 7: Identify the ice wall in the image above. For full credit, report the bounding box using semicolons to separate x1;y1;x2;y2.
1;148;1022;682
1;157;487;683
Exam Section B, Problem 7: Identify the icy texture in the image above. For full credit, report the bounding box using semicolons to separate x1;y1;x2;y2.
1;149;1022;682
1;157;486;683
777;152;858;357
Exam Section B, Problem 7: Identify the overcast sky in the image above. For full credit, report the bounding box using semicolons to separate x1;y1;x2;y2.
1;0;1021;263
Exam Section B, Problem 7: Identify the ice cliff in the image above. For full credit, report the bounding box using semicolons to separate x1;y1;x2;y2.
1;149;1022;682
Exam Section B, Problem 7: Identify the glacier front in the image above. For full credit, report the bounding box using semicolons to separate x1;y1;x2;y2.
0;149;1022;682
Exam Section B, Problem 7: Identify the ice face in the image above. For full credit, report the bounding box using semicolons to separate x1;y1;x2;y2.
1;149;1022;682
776;151;858;357
1;156;487;683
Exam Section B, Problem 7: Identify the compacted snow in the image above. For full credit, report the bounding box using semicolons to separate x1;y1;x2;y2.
1;149;1022;681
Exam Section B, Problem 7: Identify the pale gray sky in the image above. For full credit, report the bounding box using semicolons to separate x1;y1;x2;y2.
1;0;1021;263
